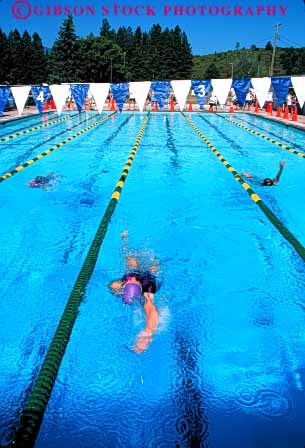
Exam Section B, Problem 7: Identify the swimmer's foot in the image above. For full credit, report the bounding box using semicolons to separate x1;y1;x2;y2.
133;330;153;354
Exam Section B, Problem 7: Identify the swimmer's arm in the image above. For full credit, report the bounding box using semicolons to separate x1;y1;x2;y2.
109;280;124;294
134;293;159;354
273;161;285;185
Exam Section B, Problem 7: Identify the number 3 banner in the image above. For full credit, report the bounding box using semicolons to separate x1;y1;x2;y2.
191;80;211;109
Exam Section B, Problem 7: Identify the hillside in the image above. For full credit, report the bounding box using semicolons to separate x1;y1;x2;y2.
192;47;305;79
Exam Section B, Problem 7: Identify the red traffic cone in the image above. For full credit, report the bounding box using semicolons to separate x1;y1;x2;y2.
283;106;288;119
110;98;115;110
229;104;234;112
276;106;281;117
170;99;175;112
292;107;298;122
269;103;273;115
50;99;56;109
43;100;49;111
188;99;193;112
254;100;259;113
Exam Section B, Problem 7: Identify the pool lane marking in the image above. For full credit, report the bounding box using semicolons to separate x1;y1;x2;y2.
12;112;150;448
215;113;305;159
182;112;305;264
0;113;78;143
0;113;117;184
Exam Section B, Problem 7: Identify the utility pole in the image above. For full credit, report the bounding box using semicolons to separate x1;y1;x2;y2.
110;57;113;83
269;23;281;76
229;62;234;79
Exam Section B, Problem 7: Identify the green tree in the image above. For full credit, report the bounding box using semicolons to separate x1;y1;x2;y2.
128;26;144;81
204;62;220;79
19;30;33;84
100;18;116;41
48;15;78;83
75;34;124;82
0;30;9;83
31;32;48;83
265;41;273;50
148;24;163;79
7;29;23;84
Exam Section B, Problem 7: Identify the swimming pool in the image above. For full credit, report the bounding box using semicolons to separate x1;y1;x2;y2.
1;111;305;448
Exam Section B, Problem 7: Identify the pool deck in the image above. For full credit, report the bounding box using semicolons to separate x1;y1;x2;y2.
1;106;305;132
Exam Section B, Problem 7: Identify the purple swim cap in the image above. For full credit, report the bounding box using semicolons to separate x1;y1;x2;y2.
122;283;142;304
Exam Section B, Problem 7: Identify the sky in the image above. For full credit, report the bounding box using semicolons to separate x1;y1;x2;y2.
0;0;304;55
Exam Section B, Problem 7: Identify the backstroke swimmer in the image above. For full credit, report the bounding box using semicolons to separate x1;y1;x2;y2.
243;161;285;187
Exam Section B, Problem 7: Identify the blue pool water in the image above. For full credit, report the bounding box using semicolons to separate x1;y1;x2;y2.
1;111;305;448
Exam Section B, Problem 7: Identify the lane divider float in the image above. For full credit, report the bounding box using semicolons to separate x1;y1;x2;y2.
215;113;305;159
11;112;150;448
0;113;116;184
182;112;305;264
0;113;77;144
231;114;305;152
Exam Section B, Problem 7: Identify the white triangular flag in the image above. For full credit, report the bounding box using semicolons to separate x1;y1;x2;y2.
89;83;110;113
11;86;31;116
291;76;305;108
171;80;191;111
211;79;232;106
250;77;271;108
129;81;151;112
49;84;71;115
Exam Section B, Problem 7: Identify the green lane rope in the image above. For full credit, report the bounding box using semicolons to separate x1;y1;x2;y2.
216;113;305;159
182;112;305;264
0;114;77;143
0;113;116;184
11;112;150;448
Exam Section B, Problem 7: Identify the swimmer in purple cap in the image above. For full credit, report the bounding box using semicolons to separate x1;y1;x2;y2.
122;282;143;305
109;230;160;354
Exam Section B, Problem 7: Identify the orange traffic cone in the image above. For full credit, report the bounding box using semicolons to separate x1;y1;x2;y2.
188;99;193;112
229;104;234;112
292;107;298;122
254;100;259;113
283;106;288;119
269;103;273;115
110;97;115;110
170;99;175;112
276;106;281;117
43;100;49;111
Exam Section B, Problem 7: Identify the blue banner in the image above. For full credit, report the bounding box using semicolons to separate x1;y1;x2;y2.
191;80;211;109
111;83;129;112
0;86;10;116
151;81;171;109
232;79;251;107
271;77;291;106
70;84;90;113
31;85;51;114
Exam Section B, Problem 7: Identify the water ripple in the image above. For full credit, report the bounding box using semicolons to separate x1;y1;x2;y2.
235;383;292;418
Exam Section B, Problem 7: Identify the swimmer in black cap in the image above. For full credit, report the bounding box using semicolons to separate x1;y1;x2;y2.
243;161;285;187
